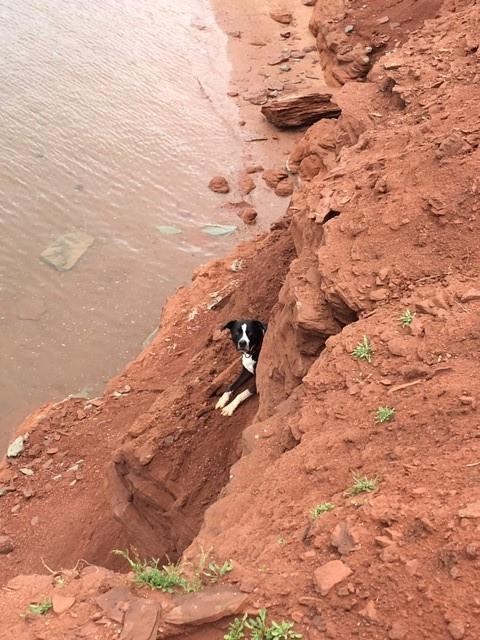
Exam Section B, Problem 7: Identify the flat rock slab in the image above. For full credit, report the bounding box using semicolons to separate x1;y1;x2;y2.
40;231;94;271
120;597;160;640
164;585;249;626
314;560;352;596
52;592;75;614
96;585;131;624
261;92;341;128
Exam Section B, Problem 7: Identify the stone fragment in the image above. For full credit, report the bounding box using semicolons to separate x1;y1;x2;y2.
208;176;230;194
269;10;293;25
383;56;404;70
369;288;388;301
261;92;341;128
120;597;160;640
268;51;291;66
330;521;358;555
314;560;352;596
238;207;257;225
40;231;94;272
458;500;480;518
275;178;294;197
262;168;288;189
359;600;379;623
447;620;465;639
7;435;26;458
96;586;131;624
247;92;268;105
52;593;75;615
459;288;480;302
0;536;14;554
20;468;34;476
387;337;412;357
238;173;256;195
299;154;323;179
164;586;248;625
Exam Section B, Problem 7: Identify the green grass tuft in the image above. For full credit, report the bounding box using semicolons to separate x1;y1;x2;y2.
399;309;415;327
375;406;395;423
28;598;53;616
113;549;197;593
351;336;374;363
347;473;378;496
310;502;336;520
202;559;233;583
225;608;302;640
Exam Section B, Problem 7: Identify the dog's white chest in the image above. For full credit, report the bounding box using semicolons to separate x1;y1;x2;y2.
242;353;256;374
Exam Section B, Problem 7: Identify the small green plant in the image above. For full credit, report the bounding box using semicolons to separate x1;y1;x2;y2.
351;336;374;363
224;608;303;640
202;559;233;582
375;406;395;423
28;598;53;616
347;473;378;496
113;549;196;593
225;614;248;640
245;607;269;640
310;502;336;519
399;309;415;327
266;620;303;640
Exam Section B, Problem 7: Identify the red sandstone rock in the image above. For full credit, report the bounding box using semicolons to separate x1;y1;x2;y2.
261;93;341;128
208;176;230;194
0;536;14;555
52;593;75;615
269;10;293;25
164;586;248;625
238;173;256;195
299;154;323;179
330;520;358;555
275;177;294;197
262;168;288;189
314;560;352;596
238;207;257;225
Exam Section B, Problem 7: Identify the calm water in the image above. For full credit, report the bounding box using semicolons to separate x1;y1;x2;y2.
0;0;277;452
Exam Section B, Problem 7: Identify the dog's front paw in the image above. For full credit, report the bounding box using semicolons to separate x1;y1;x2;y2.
215;391;232;410
221;402;237;417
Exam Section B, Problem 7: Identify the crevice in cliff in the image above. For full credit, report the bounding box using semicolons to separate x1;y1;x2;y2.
97;228;298;567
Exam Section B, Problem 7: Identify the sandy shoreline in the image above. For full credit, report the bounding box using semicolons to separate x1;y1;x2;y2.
210;0;326;187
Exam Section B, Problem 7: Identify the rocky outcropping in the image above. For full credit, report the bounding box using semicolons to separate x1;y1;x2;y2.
2;1;480;639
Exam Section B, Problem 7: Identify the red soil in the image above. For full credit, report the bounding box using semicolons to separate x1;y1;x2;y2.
1;1;480;639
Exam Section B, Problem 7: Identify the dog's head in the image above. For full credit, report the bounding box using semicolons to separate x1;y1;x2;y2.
222;319;267;355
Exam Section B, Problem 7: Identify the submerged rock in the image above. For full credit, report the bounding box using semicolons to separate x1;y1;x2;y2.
40;231;94;271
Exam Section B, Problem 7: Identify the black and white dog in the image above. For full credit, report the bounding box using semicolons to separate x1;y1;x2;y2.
215;319;267;416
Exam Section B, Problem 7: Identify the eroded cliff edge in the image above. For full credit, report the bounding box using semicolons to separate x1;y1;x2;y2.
1;1;480;639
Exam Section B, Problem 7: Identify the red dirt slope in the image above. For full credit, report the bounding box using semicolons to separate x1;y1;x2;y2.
1;0;480;639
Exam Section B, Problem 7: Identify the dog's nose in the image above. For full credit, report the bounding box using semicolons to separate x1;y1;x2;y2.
238;339;247;349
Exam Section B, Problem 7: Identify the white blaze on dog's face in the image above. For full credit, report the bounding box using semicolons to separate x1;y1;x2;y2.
239;323;250;352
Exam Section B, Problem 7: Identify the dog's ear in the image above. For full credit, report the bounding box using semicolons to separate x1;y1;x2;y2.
222;320;236;331
253;320;267;334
